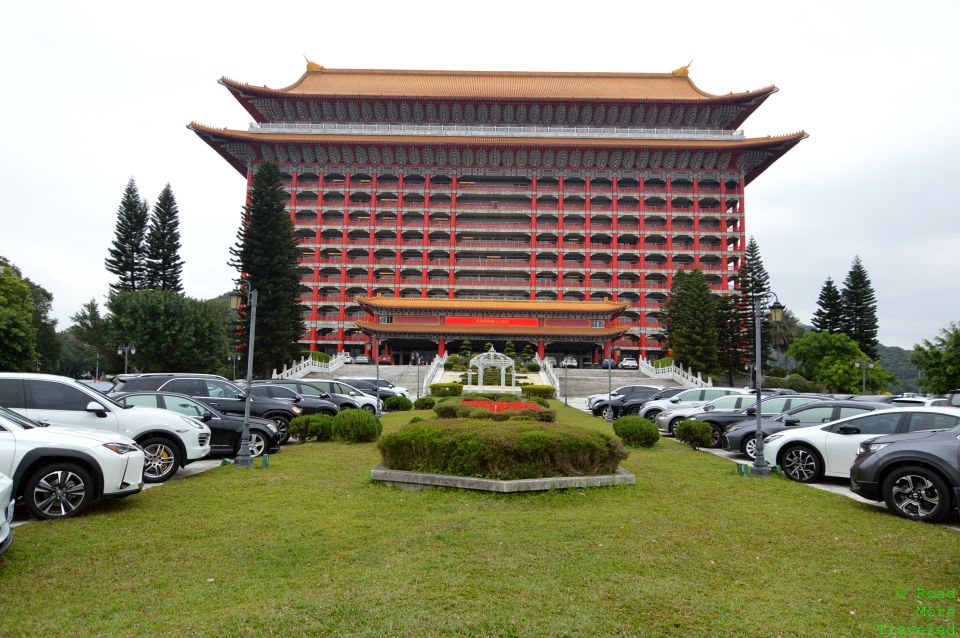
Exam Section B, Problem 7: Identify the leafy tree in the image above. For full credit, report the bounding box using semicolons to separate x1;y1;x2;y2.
715;293;747;386
840;256;879;359
143;184;184;292
228;162;304;377
665;270;718;376
768;308;803;366
57;330;99;378
105;178;150;294
877;344;919;394
519;343;534;363
0;259;38;370
1;257;59;371
910;323;960;395
787;331;894;392
739;237;773;366
811;277;843;333
504;340;516;359
70;299;110;365
459;339;473;359
107;289;230;372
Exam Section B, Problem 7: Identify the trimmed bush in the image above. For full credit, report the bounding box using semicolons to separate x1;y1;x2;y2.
413;397;435;410
331;409;382;443
433;403;459;418
454;404;474;418
468;408;494;419
521;385;556;399
378;420;629;480
430;382;463;397
675;420;713;450
408;416;424;424
288;415;312;441
384;396;413;412
289;414;334;442
525;362;541;372
612;416;659;448
529;397;550;408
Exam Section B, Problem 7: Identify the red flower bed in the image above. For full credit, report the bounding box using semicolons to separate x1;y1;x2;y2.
461;399;542;413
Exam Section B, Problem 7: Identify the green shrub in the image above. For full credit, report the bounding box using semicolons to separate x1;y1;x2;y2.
442;354;462;370
433;403;459;418
288;415;312;441
331;410;382;443
530;397;550;408
653;356;673;368
430;382;463;397
674;420;713;450
612;416;659;448
525;362;541;372
521;385;556;399
289;414;334;442
309;351;332;363
454;404;474;418
468;408;494;419
378;420;629;480
409;416;424;424
413;397;435;410
384;396;413;411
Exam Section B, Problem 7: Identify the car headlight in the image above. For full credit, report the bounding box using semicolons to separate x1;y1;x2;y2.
181;416;205;430
265;422;278;434
858;442;888;456
763;434;782;444
291;405;303;415
660;411;672;418
103;442;140;455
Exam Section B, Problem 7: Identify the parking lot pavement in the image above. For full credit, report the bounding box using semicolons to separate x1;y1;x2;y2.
12;457;224;528
703;447;960;531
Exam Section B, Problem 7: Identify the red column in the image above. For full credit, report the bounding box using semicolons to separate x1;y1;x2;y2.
438;339;446;357
537;339;545;358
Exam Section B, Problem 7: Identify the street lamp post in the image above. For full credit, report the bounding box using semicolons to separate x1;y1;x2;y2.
751;292;785;478
854;358;874;394
564;353;570;406
414;351;421;400
229;281;258;468
228;352;241;380
117;344;135;375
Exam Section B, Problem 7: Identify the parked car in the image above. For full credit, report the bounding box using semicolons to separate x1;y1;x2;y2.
620;387;686;418
888;396;948;408
77;380;116;393
599;358;616;369
290;380;382;413
676;394;827;446
586;385;660;411
588;385;662;418
377;354;393;365
255;380;363;412
764;407;960;484
656;393;760;439
339;377;410;398
0;406;145;519
558;356;578;368
1;373;210;483
248;384;339;417
333;378;400;401
948;389;960;408
543;357;557;367
113;392;280;457
618;357;639;370
850;414;960;522
723;400;890;459
110;374;302;445
340;353;354;364
631;387;750;421
0;472;13;553
353;354;370;364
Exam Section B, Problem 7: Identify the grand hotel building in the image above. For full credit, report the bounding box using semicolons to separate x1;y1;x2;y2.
191;62;803;364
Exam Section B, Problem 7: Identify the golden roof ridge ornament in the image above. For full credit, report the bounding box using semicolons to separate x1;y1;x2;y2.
671;59;693;78
304;55;324;72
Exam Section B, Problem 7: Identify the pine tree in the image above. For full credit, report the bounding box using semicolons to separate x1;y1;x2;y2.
840;256;879;359
715;293;747;386
740;236;773;366
665;270;718;375
811;277;843;333
105;178;150;294
229;162;305;377
144;184;184;291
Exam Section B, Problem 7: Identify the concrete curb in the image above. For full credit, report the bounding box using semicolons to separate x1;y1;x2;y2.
371;464;634;492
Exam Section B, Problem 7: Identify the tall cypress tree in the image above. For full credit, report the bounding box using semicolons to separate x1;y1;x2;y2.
740;236;773;366
665;270;718;375
105;178;150;294
840;256;879;359
229;162;304;377
811;277;844;333
715;293;747;385
144;184;184;291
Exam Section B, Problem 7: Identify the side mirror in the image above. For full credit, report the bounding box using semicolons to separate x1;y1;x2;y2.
669;396;680;403
85;401;107;417
349;391;358;396
784;417;800;426
201;410;213;422
745;407;757;416
293;396;302;403
703;404;715;412
237;393;247;401
838;424;861;435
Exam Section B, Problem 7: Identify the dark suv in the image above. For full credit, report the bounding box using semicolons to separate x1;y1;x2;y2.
112;374;301;444
850;410;960;522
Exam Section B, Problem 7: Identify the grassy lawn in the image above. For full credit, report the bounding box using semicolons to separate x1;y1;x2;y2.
1;401;957;636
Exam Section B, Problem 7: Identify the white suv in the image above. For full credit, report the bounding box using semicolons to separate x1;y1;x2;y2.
0;374;210;483
0;406;145;519
633;387;751;420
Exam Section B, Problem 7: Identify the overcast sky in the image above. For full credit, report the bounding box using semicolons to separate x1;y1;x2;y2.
1;0;957;350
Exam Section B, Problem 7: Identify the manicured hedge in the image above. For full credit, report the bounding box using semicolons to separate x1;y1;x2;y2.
384;396;413;411
430;382;463;397
521;385;556;399
331;410;383;443
289;414;334;442
378;420;628;480
675;419;713;450
612;416;659;448
413;397;435;410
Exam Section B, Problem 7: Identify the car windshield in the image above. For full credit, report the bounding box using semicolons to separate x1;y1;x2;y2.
0;406;36;429
83;385;128;409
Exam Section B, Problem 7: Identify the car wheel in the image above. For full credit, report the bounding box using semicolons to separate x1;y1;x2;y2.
882;466;951;523
706;424;723;449
361;404;376;413
741;435;758;461
627;406;641;416
141;436;182;483
272;416;290;445
780;445;823;483
247;432;267;458
24;463;94;520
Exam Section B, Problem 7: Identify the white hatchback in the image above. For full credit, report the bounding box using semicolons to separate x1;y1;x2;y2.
763;407;960;483
0;406;145;519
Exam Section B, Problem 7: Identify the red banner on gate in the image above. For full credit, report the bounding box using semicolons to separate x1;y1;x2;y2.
444;316;539;327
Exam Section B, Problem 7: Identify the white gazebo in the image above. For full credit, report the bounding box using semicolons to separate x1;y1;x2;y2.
467;347;516;390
